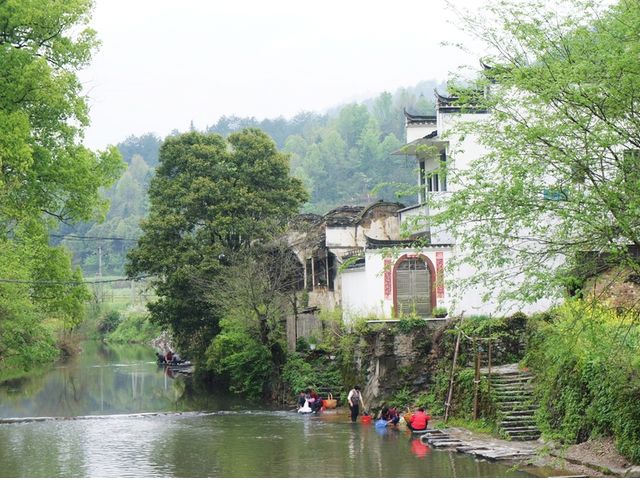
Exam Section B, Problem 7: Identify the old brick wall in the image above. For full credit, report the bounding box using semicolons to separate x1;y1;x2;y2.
583;266;640;308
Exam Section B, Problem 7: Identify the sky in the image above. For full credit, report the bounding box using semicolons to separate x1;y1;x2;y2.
78;0;481;151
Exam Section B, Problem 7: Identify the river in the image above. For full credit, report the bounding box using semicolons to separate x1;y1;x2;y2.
0;342;559;477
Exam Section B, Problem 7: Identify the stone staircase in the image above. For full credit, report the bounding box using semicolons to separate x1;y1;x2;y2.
489;366;541;441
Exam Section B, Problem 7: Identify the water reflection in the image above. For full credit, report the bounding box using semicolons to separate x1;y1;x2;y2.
0;411;542;478
0;342;188;418
0;343;569;478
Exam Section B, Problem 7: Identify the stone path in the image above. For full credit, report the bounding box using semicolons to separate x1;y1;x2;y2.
419;428;537;461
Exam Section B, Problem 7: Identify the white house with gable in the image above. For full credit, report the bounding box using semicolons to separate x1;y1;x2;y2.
337;91;555;323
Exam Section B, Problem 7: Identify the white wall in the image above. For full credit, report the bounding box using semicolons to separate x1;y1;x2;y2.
406;123;436;143
325;226;358;248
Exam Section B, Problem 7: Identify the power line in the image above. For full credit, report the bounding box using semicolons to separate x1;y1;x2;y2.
49;234;139;242
0;276;150;285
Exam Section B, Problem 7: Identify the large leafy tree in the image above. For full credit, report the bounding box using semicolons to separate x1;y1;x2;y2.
126;129;308;357
419;0;640;306
0;0;124;370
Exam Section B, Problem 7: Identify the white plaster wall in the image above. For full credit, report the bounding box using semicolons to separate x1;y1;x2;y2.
406;124;436;143
359;216;402;241
449;256;558;317
341;247;456;325
325;226;358;248
439;112;490;193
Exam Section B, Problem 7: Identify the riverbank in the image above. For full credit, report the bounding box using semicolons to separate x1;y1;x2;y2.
421;424;640;477
327;405;639;478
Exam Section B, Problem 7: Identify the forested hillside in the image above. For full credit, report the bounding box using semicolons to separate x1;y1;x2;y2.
53;80;446;274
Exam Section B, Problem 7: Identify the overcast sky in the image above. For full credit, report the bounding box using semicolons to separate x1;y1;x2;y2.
79;0;481;151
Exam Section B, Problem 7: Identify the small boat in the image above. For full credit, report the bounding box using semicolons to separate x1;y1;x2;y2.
163;361;191;368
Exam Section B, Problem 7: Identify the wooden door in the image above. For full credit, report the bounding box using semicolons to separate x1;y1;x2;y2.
396;257;431;317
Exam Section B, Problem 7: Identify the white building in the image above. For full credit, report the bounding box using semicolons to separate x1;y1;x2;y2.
291;91;554;327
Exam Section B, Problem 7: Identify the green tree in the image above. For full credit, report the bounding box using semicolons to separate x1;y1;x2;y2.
0;0;123;225
116;132;162;167
0;0;124;370
126;129;308;357
420;0;640;306
204;241;302;400
337;103;370;150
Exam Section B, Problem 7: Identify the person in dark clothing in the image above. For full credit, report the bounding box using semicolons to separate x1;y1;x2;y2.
347;385;364;422
156;352;166;364
381;406;400;425
297;390;307;408
306;388;323;413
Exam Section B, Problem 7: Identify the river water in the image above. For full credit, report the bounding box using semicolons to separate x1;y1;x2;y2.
0;342;558;477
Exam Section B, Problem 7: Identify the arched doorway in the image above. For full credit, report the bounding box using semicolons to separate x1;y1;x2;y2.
393;255;435;317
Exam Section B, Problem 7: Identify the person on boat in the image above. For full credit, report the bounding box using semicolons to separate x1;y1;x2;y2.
407;407;431;431
306;389;322;413
165;351;174;363
156;352;166;364
347;385;364;423
381;406;400;426
171;352;182;365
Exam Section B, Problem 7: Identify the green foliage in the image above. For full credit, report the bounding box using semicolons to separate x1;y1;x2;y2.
417;392;444;416
415;0;640;307
281;354;343;398
105;310;161;344
397;315;427;333
205;317;272;400
0;0;124;373
296;337;309;352
126;129;308;357
526;298;640;461
97;310;123;334
389;387;413;409
432;306;448;316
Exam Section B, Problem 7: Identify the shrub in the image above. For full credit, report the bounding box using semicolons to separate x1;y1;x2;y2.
397;316;427;333
525;298;640;461
97;310;122;334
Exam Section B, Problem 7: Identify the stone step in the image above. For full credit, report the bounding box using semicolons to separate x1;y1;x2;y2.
500;408;536;418
493;390;534;397
501;420;537;429
491;378;534;386
502;410;537;417
491;373;534;381
503;425;540;433
506;435;541;442
499;400;537;407
493;383;534;390
502;414;537;422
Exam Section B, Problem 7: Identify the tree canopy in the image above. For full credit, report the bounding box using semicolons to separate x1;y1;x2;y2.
0;0;124;370
126;129;308;356
421;0;640;306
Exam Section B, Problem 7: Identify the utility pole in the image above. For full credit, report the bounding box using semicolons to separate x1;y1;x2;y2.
98;245;103;302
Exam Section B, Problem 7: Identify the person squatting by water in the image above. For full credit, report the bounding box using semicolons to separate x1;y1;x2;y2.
347;385;364;422
381;406;400;425
297;390;307;409
407;407;431;431
306;389;323;413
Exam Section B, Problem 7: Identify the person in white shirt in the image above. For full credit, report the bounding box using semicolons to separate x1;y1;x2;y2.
347;385;365;422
